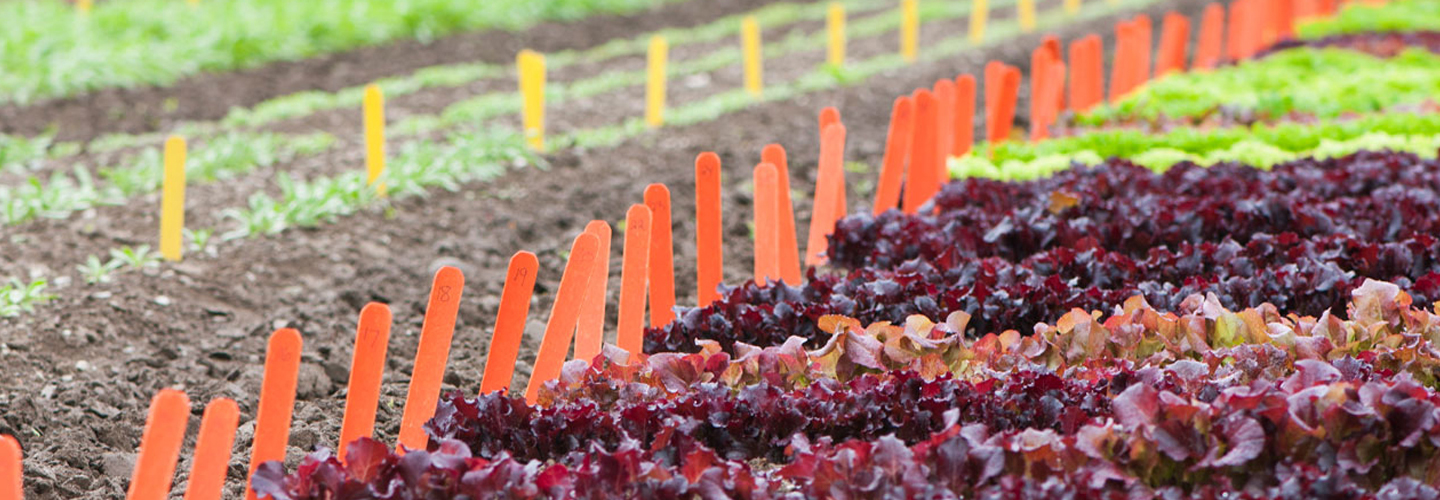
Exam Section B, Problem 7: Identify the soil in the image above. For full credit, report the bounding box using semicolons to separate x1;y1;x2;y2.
0;0;1214;498
0;0;821;143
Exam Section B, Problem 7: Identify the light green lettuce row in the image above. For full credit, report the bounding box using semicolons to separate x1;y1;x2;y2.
1298;0;1440;38
950;113;1440;180
1079;48;1440;126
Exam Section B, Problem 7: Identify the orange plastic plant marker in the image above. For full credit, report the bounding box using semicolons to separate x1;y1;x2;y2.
1069;36;1101;112
397;266;465;453
526;232;601;403
1194;3;1225;70
1156;12;1192;76
575;220;612;362
183;398;239;500
1040;62;1067;142
1040;35;1065;110
817;108;846;218
984;61;1003;141
694;153;724;306
953;74;976;158
127;389;191;500
872;96;914;215
338;303;392;460
1029;47;1055;142
753;162;781;285
479;251;540;395
644;185;676;328
1109;21;1135;102
617;204;653;356
761;145;802;285
1275;0;1296;41
0;435;19;500
992;67;1021;144
905;90;938;214
933;79;956;177
1134;15;1153;86
805;124;848;266
244;328;302;500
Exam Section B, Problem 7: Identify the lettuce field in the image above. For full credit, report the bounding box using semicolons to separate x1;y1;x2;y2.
1;0;1439;498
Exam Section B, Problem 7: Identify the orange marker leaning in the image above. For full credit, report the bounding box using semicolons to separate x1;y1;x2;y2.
761;144;802;285
933;79;957;175
984;61;1004;142
183;398;240;500
616;204;653;356
397;266;465;453
244;328;303;500
1;435;19;500
992;66;1021;145
817;108;846;218
694;153;724;306
479;251;540;395
1156;12;1192;76
338;303;392;460
1029;46;1056;142
1194;3;1225;70
953;74;976;158
905;89;938;214
526;232;601;403
575;220;612;362
805;124;848;267
753;162;782;285
1133;15;1153;87
126;389;191;500
644;185;676;328
873;96;915;215
1109;21;1136;102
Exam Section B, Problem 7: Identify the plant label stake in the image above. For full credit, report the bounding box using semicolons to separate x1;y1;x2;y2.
518;50;547;151
1069;35;1104;112
526;232;600;403
995;66;1021;144
127;389;190;500
742;17;763;97
933;80;956;182
575;221;612;362
805;124;847;266
364;84;386;195
1195;3;1224;70
762;144;802;285
644;185;676;328
398;267;465;453
1065;0;1080;15
694;153;723;307
970;0;989;43
1109;21;1136;102
984;61;1002;144
1157;12;1192;76
338;303;392;460
1018;0;1037;32
828;2;846;67
244;329;302;500
183;398;239;500
906;90;938;213
77;0;92;14
159;136;186;262
617;204;653;356
480;251;539;395
873;96;914;215
0;435;19;500
954;74;976;158
900;0;919;62
818;108;845;217
753;162;781;285
1134;15;1154;87
646;36;668;128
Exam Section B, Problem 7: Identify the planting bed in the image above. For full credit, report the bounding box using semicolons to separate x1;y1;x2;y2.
2;0;1440;499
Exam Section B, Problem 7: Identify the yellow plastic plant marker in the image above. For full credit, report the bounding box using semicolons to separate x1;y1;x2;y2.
187;0;199;6
901;0;918;62
363;84;386;195
518;50;547;151
970;0;989;43
646;36;669;128
77;0;92;14
827;2;846;67
159;136;186;262
1065;0;1081;15
741;17;763;96
1018;0;1037;32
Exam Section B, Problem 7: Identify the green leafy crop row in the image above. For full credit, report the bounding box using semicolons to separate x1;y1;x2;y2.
1297;0;1440;38
0;0;692;105
1079;47;1440;125
951;112;1440;180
